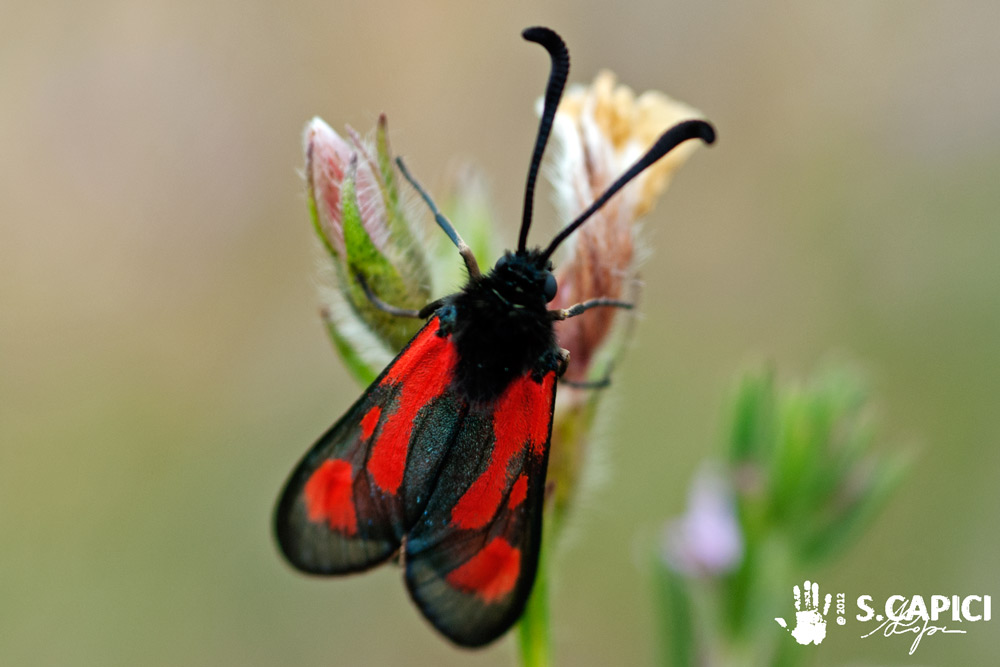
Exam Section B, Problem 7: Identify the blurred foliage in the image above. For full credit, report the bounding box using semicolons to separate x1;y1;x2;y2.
656;366;908;666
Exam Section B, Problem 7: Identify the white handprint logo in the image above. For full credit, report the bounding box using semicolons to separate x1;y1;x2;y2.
775;580;833;645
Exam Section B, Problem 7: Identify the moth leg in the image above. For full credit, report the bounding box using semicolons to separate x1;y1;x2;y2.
552;294;633;388
354;271;435;319
559;376;611;390
549;298;633;321
558;350;617;390
396;157;481;280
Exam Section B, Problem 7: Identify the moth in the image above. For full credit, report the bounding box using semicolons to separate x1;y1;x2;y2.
274;26;715;647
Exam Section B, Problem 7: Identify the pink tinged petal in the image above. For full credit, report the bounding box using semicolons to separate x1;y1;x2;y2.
662;467;744;576
305;117;353;257
549;108;635;381
346;127;391;254
545;75;708;377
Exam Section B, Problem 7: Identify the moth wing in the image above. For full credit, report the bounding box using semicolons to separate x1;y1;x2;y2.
275;317;468;574
403;370;557;647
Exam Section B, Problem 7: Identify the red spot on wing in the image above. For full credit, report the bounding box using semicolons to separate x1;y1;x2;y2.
445;537;521;603
450;373;555;530
524;372;556;456
303;459;357;535
508;474;528;510
367;319;457;494
360;405;381;441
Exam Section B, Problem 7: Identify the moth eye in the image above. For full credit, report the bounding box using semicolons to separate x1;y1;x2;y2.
495;254;510;270
543;273;558;302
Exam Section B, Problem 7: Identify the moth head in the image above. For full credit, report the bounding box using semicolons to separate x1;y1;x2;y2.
493;250;558;304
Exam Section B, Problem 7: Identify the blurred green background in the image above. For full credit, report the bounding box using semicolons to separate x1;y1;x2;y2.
3;1;998;665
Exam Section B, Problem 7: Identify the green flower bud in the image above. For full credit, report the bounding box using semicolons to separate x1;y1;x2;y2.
304;116;431;382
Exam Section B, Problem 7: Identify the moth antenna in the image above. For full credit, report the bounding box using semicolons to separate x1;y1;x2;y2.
518;27;570;254
396;156;482;279
539;119;716;262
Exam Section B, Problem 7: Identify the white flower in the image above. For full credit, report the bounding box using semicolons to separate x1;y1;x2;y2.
545;71;708;382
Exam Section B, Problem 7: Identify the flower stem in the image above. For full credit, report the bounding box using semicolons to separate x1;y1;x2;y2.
517;528;552;667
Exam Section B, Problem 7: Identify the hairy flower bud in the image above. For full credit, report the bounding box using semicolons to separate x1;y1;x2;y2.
548;71;708;382
304;115;431;382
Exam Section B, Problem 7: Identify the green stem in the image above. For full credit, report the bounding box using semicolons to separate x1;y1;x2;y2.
517;526;552;667
652;560;695;667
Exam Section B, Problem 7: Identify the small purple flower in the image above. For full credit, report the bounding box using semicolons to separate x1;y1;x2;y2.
662;466;744;576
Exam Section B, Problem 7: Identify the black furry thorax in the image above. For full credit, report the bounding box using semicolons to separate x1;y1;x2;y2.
436;249;561;404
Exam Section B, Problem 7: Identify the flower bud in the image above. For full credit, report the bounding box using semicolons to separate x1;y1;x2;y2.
304;115;431;381
548;71;708;383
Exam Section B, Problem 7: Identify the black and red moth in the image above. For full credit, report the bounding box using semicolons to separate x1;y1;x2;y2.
275;26;715;647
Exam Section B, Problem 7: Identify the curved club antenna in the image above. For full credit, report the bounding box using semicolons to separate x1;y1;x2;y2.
539;119;716;262
518;27;570;254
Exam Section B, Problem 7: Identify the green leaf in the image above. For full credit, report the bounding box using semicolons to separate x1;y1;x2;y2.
799;453;910;563
653;559;697;667
727;369;776;463
375;116;431;287
323;313;380;386
341;164;426;351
